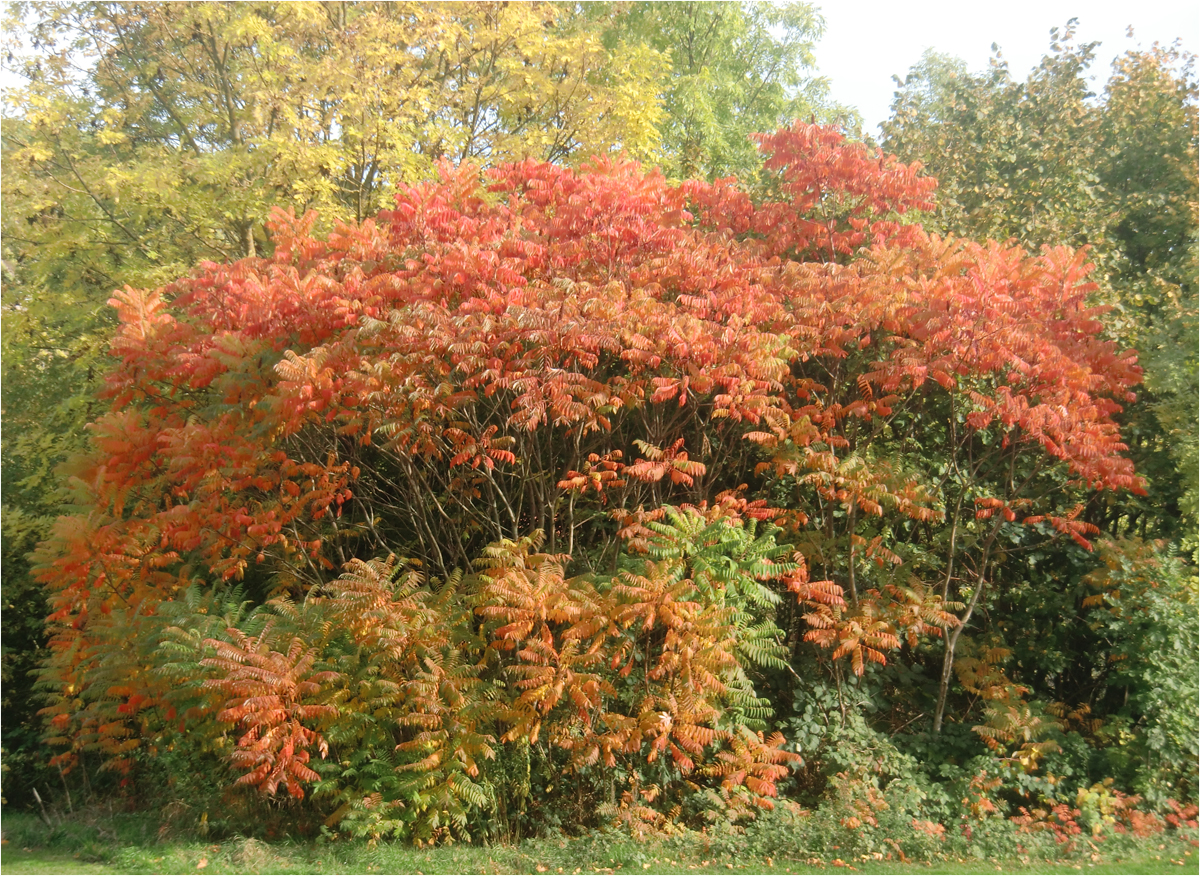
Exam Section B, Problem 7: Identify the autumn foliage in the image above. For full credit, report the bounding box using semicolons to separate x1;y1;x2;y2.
33;123;1146;839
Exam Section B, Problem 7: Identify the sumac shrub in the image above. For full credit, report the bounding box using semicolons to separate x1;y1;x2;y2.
34;124;1149;838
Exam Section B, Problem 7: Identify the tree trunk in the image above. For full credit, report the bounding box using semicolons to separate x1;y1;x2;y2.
933;624;963;733
932;517;1005;732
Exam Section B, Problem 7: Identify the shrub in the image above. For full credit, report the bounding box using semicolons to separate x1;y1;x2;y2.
32;123;1147;838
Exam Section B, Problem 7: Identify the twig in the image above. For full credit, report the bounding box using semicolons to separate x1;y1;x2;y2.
57;763;74;814
889;713;926;737
31;787;54;829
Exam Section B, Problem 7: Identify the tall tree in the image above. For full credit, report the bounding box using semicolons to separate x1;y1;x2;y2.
1097;45;1199;552
880;26;1197;804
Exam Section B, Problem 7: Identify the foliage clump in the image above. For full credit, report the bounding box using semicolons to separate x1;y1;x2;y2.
884;28;1199;553
24;115;1181;843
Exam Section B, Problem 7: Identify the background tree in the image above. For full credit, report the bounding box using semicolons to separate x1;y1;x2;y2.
1096;45;1199;552
599;1;847;181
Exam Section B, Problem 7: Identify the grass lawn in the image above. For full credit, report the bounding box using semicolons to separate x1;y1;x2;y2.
1;848;113;875
2;815;1196;876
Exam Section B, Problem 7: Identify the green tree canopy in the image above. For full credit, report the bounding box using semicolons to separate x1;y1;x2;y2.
600;1;845;181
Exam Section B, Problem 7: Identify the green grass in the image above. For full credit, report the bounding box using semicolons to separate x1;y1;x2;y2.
0;848;113;875
2;812;1196;875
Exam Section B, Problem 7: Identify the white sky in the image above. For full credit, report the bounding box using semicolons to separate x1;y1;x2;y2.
813;0;1200;136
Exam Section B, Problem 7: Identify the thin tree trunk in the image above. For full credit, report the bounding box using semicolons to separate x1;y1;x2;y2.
932;517;1004;733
